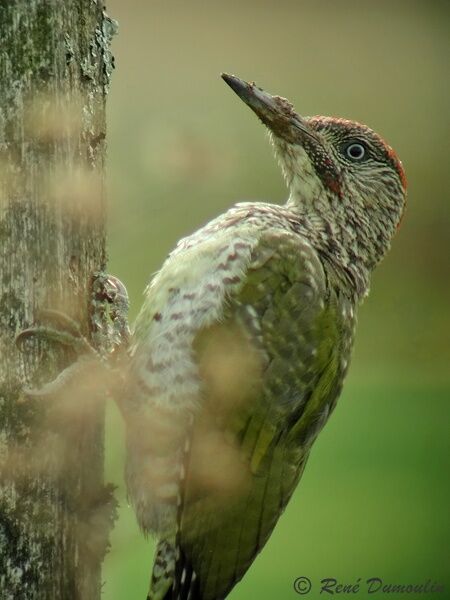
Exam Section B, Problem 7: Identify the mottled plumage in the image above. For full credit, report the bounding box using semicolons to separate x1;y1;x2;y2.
124;75;406;600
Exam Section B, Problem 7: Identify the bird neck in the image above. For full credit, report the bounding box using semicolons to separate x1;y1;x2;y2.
285;191;374;301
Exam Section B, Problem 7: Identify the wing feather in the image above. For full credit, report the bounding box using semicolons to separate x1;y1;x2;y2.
171;230;349;599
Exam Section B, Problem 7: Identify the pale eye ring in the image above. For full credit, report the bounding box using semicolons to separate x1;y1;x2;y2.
344;142;367;161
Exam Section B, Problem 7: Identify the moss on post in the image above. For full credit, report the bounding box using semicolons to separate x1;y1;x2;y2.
0;1;117;598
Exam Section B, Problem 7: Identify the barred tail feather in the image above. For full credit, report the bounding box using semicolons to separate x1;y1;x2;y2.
147;542;203;600
147;539;177;600
172;546;202;600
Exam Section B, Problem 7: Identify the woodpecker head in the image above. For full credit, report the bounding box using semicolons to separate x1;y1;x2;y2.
222;73;406;285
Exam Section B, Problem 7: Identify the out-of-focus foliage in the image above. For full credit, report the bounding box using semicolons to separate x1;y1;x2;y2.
103;1;450;598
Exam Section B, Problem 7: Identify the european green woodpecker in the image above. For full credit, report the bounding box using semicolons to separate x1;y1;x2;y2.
125;74;407;600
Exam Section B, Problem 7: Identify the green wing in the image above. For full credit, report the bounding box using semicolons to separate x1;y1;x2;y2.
175;230;348;600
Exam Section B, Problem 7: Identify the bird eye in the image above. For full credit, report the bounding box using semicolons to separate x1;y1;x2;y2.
344;142;367;161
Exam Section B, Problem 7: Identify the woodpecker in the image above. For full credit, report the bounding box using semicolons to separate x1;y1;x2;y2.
125;74;406;600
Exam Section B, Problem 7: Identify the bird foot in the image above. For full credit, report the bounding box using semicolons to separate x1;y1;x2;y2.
90;272;130;360
17;309;96;357
16;272;130;401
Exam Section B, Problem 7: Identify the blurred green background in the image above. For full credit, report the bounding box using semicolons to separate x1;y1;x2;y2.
103;1;450;598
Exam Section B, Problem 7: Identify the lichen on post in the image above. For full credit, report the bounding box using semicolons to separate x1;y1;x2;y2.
0;2;118;598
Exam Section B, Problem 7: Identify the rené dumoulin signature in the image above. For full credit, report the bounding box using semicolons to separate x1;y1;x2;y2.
320;577;444;595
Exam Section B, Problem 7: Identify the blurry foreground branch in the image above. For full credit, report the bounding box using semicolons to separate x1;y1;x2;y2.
0;2;117;598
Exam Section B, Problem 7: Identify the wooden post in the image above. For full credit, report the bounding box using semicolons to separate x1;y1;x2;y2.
0;2;117;597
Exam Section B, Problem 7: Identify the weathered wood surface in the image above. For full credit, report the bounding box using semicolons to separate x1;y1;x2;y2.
0;2;117;598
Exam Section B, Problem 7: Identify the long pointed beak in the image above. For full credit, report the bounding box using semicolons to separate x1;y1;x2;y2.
221;73;316;144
